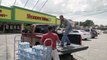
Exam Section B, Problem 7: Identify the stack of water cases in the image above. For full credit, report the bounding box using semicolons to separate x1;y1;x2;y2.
18;42;30;60
18;42;52;60
32;45;52;60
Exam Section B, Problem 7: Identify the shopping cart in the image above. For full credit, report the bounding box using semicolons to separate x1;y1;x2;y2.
43;38;53;60
13;35;22;60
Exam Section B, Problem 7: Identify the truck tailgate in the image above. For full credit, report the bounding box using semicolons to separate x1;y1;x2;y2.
57;44;88;55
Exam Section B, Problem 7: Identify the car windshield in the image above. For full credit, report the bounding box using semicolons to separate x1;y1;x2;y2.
80;30;85;32
35;25;57;33
35;25;48;33
73;31;79;33
85;29;90;32
91;29;96;32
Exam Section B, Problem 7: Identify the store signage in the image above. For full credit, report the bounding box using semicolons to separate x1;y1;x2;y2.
0;8;11;20
0;10;8;17
27;14;49;21
14;7;56;24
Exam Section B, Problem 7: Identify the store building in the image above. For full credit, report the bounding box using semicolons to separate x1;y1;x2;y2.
0;6;58;33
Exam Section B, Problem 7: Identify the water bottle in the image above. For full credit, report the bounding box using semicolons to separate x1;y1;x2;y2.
64;42;67;47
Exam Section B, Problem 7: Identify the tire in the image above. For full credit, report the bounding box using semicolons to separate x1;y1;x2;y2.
92;36;95;38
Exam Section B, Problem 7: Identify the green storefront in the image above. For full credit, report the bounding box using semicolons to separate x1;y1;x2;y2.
0;6;57;33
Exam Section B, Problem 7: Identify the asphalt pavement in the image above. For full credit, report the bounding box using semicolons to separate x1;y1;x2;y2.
0;33;107;60
73;33;107;60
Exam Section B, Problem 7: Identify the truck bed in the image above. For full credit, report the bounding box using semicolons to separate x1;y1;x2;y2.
57;44;88;55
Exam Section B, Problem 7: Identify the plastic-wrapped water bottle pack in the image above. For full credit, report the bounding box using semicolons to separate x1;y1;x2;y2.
18;54;26;60
18;49;25;56
18;42;30;49
24;48;33;58
32;45;44;55
18;42;52;60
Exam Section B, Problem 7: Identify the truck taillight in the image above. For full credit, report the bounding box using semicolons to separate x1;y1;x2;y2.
80;35;82;45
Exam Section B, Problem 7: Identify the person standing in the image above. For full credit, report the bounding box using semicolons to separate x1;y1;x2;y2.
59;15;73;47
40;26;60;60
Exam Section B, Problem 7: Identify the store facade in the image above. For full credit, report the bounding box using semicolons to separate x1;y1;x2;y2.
0;6;57;33
0;6;22;33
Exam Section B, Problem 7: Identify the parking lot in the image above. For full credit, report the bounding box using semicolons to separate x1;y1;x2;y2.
0;33;107;60
73;33;107;60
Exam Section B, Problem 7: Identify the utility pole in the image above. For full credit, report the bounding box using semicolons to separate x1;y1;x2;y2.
13;0;17;6
0;0;2;5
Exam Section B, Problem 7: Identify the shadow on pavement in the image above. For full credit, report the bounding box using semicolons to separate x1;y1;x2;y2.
59;54;77;60
82;39;92;41
91;37;98;39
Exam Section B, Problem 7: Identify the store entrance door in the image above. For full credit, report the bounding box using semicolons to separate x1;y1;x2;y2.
0;23;3;33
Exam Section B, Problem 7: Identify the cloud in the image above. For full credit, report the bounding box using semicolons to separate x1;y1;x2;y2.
1;0;107;14
1;0;13;7
1;0;107;25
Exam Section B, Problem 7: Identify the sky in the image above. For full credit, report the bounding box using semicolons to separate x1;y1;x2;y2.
1;0;107;25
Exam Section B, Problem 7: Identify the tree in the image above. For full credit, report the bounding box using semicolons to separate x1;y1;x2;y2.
83;20;94;27
75;21;84;26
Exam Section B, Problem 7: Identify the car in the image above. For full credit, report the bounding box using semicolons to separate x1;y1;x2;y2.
96;30;102;35
84;29;98;38
57;29;91;40
103;30;107;34
70;30;91;40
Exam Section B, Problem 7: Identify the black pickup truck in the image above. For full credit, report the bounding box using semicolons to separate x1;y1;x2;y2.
22;24;88;60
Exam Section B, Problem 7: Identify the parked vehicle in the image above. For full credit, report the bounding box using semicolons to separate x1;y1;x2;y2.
84;29;98;38
70;30;91;40
96;30;102;35
57;29;91;40
103;30;107;34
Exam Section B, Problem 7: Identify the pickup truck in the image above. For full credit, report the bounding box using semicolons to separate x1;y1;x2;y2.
21;24;88;60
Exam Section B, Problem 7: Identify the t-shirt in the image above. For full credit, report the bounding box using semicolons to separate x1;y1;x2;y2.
40;32;59;49
60;19;72;30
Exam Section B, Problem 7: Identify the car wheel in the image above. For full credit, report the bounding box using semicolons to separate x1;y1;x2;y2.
92;36;95;38
85;38;87;40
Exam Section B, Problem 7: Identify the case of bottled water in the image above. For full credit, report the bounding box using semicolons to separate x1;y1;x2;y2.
18;42;30;49
24;48;32;58
18;42;52;60
18;54;26;60
18;42;30;56
32;45;45;55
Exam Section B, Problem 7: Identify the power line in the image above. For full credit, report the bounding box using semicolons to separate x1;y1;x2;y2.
24;0;30;7
39;0;48;11
32;0;39;10
83;9;107;16
13;0;17;6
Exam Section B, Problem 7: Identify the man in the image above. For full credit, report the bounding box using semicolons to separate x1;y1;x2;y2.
40;26;60;60
59;15;73;47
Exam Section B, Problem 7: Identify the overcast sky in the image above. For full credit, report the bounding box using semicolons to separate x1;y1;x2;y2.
1;0;107;25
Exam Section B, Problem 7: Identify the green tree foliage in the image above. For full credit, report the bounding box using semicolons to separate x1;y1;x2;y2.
83;20;94;27
75;20;94;27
